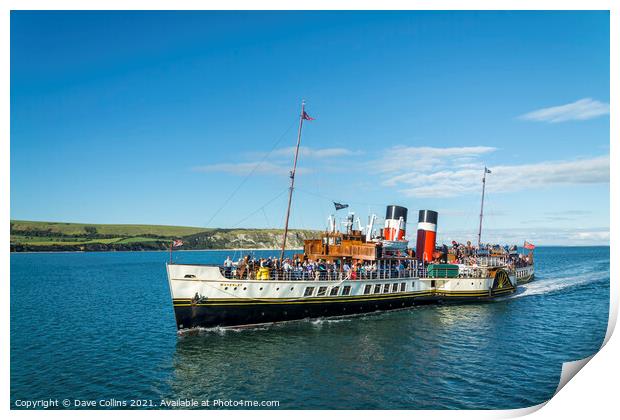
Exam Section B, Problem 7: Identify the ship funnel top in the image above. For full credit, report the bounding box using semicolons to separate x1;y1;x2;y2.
418;209;438;224
386;205;408;222
384;205;408;242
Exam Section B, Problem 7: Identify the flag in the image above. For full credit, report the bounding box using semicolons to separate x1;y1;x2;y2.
334;202;349;211
485;167;492;174
172;239;184;248
524;241;535;250
302;110;314;121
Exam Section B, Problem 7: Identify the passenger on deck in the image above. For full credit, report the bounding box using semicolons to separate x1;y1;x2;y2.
223;256;233;278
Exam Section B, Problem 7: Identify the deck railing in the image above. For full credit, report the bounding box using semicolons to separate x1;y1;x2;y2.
216;260;532;281
218;266;422;281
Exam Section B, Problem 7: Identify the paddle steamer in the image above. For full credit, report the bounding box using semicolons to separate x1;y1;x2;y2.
166;102;535;330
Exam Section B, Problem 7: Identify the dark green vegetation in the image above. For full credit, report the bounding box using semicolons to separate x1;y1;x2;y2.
10;220;317;252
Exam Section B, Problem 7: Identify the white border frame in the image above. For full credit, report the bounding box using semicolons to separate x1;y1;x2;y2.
2;2;616;419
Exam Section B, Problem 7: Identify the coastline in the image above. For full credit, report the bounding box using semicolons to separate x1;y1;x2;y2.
10;248;304;255
10;245;610;255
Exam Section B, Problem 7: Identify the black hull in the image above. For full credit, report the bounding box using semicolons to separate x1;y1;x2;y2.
172;289;514;330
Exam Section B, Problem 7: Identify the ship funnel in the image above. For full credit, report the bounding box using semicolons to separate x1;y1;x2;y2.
416;210;438;263
384;205;408;241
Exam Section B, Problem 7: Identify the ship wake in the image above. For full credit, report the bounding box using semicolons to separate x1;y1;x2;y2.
510;269;608;299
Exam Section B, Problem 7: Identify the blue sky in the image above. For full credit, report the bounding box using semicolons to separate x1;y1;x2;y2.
10;11;610;245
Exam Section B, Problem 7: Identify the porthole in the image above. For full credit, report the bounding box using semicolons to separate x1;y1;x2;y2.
260;287;263;291
290;287;294;291
224;287;228;290
276;287;280;291
243;287;247;290
234;287;237;290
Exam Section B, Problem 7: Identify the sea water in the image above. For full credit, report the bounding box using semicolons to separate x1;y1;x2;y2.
10;247;609;409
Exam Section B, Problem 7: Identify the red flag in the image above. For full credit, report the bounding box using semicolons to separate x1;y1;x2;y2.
172;239;184;248
302;110;314;121
524;241;535;250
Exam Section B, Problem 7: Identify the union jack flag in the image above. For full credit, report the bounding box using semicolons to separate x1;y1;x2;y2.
172;239;184;248
524;241;535;250
302;110;315;121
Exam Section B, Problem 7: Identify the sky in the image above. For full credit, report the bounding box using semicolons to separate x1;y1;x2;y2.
10;11;610;245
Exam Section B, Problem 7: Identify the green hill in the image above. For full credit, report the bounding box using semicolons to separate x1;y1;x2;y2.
10;220;317;252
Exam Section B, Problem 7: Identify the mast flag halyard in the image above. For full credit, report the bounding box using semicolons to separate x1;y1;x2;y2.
280;101;313;260
477;167;491;249
169;239;184;263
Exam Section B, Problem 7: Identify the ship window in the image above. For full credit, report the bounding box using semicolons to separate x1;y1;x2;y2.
411;281;415;289
330;286;340;296
341;286;351;296
400;282;406;292
184;274;196;278
304;287;315;297
392;283;399;293
374;284;382;294
317;286;327;297
363;285;372;294
383;284;390;293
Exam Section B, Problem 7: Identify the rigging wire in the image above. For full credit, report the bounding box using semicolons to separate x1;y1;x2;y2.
231;188;289;228
261;207;271;228
204;120;297;228
295;187;386;208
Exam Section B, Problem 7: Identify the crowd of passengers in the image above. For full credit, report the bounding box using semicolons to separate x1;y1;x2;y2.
221;241;533;280
222;255;416;281
438;241;533;269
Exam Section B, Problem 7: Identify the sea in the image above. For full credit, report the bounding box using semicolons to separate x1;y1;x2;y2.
10;246;609;410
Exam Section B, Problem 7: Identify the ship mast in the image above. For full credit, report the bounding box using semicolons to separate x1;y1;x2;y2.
477;167;491;249
280;100;308;260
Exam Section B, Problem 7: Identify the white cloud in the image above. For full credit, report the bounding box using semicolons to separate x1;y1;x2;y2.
376;145;609;198
272;146;360;159
195;146;359;176
570;231;610;242
436;227;609;246
192;162;310;176
519;98;609;123
375;146;497;175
